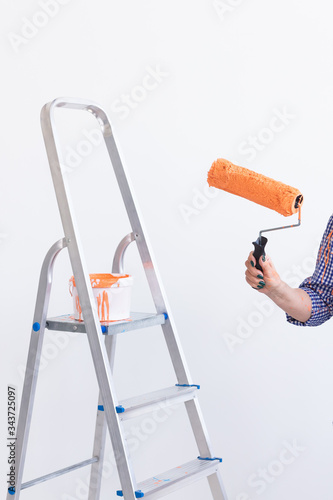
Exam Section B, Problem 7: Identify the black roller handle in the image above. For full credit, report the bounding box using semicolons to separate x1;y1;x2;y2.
252;235;268;273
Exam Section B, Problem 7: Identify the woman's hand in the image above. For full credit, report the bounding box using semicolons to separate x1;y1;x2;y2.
244;252;282;294
244;251;312;322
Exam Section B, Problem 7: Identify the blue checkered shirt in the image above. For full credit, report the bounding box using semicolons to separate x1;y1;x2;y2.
286;214;333;326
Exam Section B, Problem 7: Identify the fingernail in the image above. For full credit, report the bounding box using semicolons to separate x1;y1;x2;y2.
257;284;264;289
257;274;264;279
259;281;265;286
250;261;254;267
262;256;266;262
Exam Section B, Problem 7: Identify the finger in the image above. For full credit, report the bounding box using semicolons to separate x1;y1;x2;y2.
245;251;256;266
245;270;266;289
245;275;266;291
245;258;264;279
245;275;257;288
245;267;265;282
249;251;256;268
259;255;277;276
245;252;259;273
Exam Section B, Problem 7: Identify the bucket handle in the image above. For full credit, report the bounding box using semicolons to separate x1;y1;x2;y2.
69;277;74;297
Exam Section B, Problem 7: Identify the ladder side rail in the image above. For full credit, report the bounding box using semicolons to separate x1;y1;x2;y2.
88;335;117;500
7;238;66;500
41;101;138;500
89;235;134;500
208;471;229;500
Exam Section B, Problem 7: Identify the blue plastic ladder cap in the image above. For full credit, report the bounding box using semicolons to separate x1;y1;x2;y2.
101;325;107;334
98;405;104;411
116;405;125;414
116;490;144;498
33;322;40;332
197;456;222;463
163;312;168;320
8;487;15;495
175;383;200;390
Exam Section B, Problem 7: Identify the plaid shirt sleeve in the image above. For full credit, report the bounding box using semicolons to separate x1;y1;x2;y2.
286;214;333;326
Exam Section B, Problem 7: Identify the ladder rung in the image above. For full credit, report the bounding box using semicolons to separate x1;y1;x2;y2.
46;312;166;335
21;456;98;490
116;385;199;421
116;457;222;499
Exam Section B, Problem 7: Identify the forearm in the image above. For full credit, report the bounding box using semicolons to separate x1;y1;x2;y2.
264;281;312;323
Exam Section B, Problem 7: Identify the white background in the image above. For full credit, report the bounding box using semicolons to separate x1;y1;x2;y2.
1;1;333;499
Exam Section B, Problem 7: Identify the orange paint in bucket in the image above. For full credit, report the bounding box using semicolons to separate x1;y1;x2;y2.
69;273;133;322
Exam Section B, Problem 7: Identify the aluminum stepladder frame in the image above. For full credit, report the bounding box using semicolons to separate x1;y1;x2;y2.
7;97;228;500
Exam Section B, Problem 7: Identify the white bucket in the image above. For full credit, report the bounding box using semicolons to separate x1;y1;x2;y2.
69;274;133;322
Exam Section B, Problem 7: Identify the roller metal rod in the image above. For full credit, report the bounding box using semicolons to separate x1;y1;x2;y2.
259;207;301;238
21;457;99;489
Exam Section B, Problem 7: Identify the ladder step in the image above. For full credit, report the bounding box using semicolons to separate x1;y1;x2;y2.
116;384;200;420
20;456;98;490
116;457;222;499
46;312;166;335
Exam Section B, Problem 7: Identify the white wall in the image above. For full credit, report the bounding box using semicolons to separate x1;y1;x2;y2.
1;1;333;499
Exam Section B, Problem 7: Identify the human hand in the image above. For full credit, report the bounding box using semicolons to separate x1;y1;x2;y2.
244;252;282;294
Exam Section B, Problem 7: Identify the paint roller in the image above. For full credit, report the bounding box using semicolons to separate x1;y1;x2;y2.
207;158;304;273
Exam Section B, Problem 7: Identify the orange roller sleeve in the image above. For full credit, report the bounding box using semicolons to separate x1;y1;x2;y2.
207;158;303;217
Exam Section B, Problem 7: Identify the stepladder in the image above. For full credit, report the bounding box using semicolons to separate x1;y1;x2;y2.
7;97;229;500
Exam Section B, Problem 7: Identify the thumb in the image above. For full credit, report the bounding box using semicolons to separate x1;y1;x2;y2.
260;254;278;278
259;254;271;274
